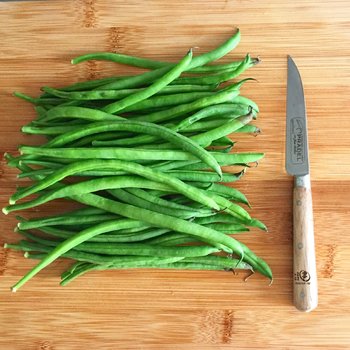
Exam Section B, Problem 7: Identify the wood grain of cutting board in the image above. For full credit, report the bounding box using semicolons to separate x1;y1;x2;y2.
0;1;349;349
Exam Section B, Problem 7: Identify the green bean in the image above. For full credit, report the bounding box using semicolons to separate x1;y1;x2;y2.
70;131;133;147
36;106;125;125
176;152;264;171
42;84;217;101
14;92;67;106
164;170;242;183
34;225;158;243
64;207;107;216
18;226;172;244
151;160;200;172
145;232;195;246
130;85;240;123
39;225;169;243
210;136;234;148
40;225;175;243
51;76;127;93
192;114;252;147
109;188;212;218
125;188;200;211
247;219;268;232
180;119;232;132
193;214;241;225
7;162;220;212
18;159;62;170
19;145;209;163
114;91;215;113
236;124;261;134
203;223;249;233
73;30;241;72
207;192;250;223
94;66;173;91
190;58;259;73
34;106;48;118
102;50;192;114
22;124;86;135
62;241;220;257
118;102;246;151
8;241;185;266
171;55;254;86
233;96;259;113
96;102;247;148
206;183;250;206
181;255;253;269
59;256;253;286
17;213;120;230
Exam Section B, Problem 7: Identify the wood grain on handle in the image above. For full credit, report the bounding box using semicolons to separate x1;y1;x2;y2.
293;184;318;312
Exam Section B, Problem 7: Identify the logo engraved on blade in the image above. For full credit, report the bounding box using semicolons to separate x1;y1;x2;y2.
291;118;305;164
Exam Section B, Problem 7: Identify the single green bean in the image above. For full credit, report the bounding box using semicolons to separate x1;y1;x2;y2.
36;106;125;125
171;55;253;86
77;29;242;71
191;113;253;147
102;49;192;114
14;92;67;106
8;241;185;266
235;124;261;134
17;213;120;230
114;91;214;113
22;124;86;135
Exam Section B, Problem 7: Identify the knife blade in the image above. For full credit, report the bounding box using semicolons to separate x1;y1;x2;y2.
286;55;318;312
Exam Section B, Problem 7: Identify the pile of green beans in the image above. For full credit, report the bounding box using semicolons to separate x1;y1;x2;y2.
3;29;272;291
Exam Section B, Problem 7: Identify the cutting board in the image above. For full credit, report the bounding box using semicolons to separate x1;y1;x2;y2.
1;1;350;349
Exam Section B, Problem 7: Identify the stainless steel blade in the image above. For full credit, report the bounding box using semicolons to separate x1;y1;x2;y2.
286;55;309;176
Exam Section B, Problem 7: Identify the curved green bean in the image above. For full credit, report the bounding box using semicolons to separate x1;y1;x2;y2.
78;30;242;71
102;49;192;114
172;55;253;85
42;84;216;101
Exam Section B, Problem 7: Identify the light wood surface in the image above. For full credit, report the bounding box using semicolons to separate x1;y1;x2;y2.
1;0;350;349
293;182;318;312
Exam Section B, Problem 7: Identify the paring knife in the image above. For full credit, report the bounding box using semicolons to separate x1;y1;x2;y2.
286;56;318;312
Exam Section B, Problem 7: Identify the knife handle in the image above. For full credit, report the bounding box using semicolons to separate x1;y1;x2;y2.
293;176;318;312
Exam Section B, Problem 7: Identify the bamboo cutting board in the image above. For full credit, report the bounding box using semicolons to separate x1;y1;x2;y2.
1;1;350;349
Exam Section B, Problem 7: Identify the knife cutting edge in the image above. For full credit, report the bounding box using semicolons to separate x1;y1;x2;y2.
286;55;318;312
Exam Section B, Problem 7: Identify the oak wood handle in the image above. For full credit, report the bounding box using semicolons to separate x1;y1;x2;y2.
293;185;318;312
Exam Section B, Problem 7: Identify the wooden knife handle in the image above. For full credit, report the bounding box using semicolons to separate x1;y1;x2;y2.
293;183;318;312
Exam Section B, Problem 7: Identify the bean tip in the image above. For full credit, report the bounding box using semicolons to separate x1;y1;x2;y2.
24;252;29;258
2;207;9;215
3;243;8;249
11;286;17;293
244;270;255;282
